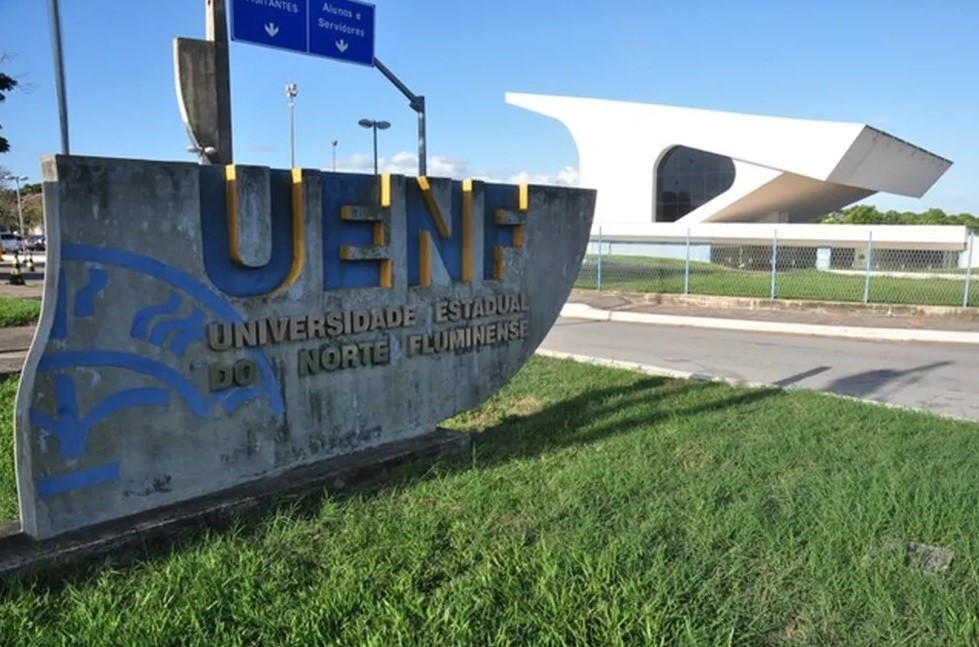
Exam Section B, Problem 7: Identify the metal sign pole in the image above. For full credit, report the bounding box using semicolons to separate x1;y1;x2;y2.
373;57;427;177
47;0;70;154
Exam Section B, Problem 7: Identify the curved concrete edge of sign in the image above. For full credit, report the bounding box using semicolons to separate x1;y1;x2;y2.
14;155;597;540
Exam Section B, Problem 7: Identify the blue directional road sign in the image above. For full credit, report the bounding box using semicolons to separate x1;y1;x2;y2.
230;0;376;67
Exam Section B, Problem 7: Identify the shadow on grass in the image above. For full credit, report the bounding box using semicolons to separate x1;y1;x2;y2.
0;372;781;596
460;380;778;471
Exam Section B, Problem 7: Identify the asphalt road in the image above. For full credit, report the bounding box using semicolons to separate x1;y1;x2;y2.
541;317;979;421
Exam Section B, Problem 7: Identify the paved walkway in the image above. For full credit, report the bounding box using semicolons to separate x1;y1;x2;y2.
0;327;35;374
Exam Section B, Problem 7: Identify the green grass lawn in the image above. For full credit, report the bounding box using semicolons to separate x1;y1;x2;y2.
576;255;979;307
0;298;41;328
3;357;979;645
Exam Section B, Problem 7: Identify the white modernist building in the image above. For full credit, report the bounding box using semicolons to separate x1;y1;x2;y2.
505;92;952;230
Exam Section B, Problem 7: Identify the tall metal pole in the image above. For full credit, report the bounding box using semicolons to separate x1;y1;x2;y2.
416;96;427;177
13;177;24;241
47;0;70;154
286;82;298;168
372;125;378;176
373;57;427;177
331;140;338;172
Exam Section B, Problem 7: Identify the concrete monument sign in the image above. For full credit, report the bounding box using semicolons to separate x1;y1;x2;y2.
15;155;595;539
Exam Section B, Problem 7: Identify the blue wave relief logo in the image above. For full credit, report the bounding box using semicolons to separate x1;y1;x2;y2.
33;244;285;497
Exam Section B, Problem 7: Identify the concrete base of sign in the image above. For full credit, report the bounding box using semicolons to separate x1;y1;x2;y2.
0;427;470;582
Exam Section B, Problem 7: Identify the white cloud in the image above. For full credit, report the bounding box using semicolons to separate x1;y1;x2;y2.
500;166;579;186
325;150;577;187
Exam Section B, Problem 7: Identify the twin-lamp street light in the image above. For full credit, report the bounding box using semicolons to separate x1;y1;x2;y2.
358;118;390;175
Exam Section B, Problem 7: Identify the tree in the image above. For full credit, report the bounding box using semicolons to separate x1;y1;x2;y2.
817;204;979;231
0;61;17;153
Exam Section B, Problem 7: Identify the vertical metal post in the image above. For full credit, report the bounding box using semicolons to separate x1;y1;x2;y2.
416;96;427;177
331;140;338;172
289;104;296;168
596;227;603;292
47;0;70;154
373;58;427;177
964;231;975;308
372;126;379;176
684;227;691;295
863;231;874;304
13;177;24;240
770;229;778;300
285;82;298;168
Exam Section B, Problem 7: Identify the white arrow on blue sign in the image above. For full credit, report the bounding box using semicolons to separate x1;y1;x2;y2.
230;0;376;67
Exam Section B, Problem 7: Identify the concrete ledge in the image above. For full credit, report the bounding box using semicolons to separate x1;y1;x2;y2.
0;428;471;582
571;289;979;321
560;303;979;345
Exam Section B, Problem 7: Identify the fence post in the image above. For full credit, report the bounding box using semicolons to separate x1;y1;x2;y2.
862;230;873;304
684;227;691;295
769;229;778;300
964;231;975;308
596;226;603;292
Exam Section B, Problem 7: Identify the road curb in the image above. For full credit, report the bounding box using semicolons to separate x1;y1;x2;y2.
560;302;979;345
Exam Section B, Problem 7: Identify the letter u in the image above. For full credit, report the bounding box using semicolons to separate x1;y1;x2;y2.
207;323;233;351
200;165;305;298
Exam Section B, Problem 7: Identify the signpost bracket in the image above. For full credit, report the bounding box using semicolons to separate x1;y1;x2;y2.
373;57;427;177
174;0;234;165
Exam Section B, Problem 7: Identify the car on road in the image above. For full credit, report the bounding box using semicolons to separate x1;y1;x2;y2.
0;233;25;254
27;235;46;251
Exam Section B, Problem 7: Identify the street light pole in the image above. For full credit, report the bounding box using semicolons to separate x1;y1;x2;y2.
331;139;338;172
2;174;27;243
46;0;70;155
358;119;390;175
286;82;298;168
372;58;426;176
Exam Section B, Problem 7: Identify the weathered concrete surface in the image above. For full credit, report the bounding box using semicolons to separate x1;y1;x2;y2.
227;165;273;267
0;428;470;581
16;155;595;539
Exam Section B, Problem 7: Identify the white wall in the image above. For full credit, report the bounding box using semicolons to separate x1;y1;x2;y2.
506;92;952;228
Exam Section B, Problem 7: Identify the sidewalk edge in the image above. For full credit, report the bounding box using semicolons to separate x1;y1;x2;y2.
560;303;979;344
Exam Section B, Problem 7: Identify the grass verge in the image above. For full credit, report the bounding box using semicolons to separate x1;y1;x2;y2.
576;255;979;307
0;375;16;522
0;298;41;328
2;357;979;645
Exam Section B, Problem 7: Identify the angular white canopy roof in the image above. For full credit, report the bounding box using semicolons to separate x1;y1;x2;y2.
505;92;952;226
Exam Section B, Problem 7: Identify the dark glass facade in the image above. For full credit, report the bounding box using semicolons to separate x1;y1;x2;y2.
654;146;736;222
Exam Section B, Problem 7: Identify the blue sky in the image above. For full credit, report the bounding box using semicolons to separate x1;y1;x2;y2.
1;0;977;213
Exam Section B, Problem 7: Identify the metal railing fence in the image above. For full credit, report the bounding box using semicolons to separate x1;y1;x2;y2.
577;228;978;308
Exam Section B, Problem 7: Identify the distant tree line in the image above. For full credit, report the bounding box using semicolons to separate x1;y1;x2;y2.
0;173;43;233
818;205;979;229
